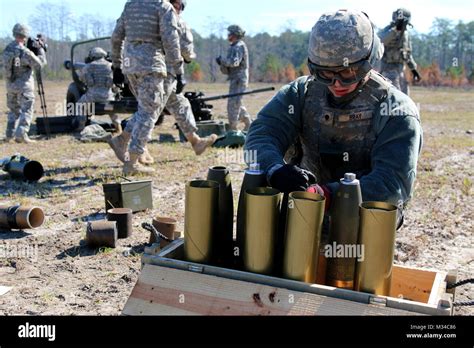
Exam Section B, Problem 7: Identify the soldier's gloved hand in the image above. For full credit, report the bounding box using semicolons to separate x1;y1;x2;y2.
215;56;222;66
270;164;316;193
411;69;421;82
307;184;332;212
113;68;125;85
396;20;408;31
175;74;186;94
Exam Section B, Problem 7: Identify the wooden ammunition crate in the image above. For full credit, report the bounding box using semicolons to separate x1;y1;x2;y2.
123;239;456;316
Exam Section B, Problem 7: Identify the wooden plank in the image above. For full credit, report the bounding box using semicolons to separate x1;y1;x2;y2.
123;265;421;316
428;272;447;306
142;254;373;305
390;265;436;303
139;240;452;316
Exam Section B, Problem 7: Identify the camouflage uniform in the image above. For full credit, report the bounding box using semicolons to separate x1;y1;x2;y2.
379;24;417;95
2;39;46;139
245;10;423;211
220;37;251;127
164;15;197;135
77;57;114;105
111;0;183;155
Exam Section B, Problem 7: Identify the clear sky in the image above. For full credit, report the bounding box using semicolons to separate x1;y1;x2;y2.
0;0;473;38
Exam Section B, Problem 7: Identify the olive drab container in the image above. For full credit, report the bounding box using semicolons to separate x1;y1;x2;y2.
355;202;398;296
103;180;153;213
184;180;219;264
283;192;326;283
326;173;362;290
236;164;267;267
207;166;234;266
243;188;282;275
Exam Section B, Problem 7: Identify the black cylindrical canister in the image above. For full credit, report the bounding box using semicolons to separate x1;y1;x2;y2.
107;208;133;239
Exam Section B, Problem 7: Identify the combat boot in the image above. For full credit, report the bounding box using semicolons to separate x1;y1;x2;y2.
139;147;155;165
188;133;218;156
108;131;131;163
4;137;13;144
123;153;156;176
110;115;122;135
242;116;252;132
15;134;37;144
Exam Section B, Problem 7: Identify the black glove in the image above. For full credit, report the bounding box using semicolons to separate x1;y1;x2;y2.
113;67;125;85
270;164;317;193
411;69;421;82
175;74;186;94
396;20;408;32
215;56;222;66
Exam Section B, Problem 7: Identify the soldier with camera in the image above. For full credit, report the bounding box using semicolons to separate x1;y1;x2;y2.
380;8;421;95
2;24;47;143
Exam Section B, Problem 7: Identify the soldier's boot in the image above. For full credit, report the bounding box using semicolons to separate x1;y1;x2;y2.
15;134;37;144
4;137;13;144
187;133;218;156
123;152;156;176
242;116;252;132
111;115;122;135
228;122;239;131
108;131;131;163
139;147;155;166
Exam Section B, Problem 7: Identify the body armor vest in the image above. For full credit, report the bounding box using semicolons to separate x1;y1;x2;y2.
124;1;162;43
298;72;391;183
384;31;411;65
228;41;249;81
85;60;113;89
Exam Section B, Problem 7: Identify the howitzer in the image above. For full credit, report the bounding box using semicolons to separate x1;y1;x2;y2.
184;87;276;122
0;155;44;182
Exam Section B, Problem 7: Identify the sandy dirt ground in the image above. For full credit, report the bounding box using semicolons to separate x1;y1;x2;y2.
0;80;472;316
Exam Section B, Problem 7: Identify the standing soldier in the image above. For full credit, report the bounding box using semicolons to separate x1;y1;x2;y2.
380;8;421;95
216;25;252;131
77;47;122;133
108;0;184;175
2;23;47;143
140;0;217;165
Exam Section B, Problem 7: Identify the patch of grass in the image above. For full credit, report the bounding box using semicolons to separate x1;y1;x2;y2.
461;178;472;196
98;247;115;255
41;292;55;303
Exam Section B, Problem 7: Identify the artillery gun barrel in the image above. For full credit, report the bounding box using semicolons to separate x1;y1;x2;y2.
200;87;275;102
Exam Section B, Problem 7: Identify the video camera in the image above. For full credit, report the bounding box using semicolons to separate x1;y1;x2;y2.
27;34;48;56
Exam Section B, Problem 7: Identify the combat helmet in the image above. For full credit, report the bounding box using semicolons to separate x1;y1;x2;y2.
227;25;245;39
307;10;381;86
392;8;411;24
12;23;30;38
89;47;108;60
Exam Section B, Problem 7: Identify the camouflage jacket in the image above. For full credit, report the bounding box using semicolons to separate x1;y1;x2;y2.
178;16;196;63
111;0;184;76
220;40;249;82
166;14;196;72
77;58;114;102
245;73;423;206
379;25;417;70
2;40;46;90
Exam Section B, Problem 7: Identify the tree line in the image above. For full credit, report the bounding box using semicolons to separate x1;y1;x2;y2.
0;2;472;86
